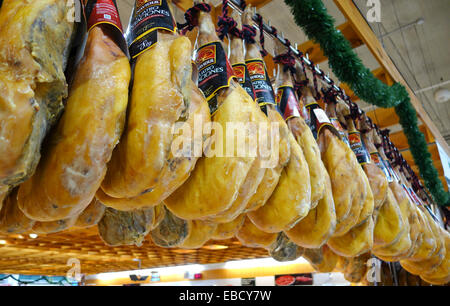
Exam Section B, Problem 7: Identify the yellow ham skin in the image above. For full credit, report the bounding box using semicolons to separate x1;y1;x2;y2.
302;245;339;273
96;84;210;211
248;132;311;233
319;129;364;236
17;26;131;221
244;106;291;213
0;188;35;234
372;173;415;261
179;220;217;249
211;214;246;240
241;6;291;214
288;117;327;209
372;187;404;249
0;0;73;187
419;228;450;285
274;43;327;209
164;85;257;220
74;198;106;229
327;216;374;258
236;216;277;249
206;8;270;223
32;216;77;235
102;33;193;198
285;173;336;248
400;208;446;277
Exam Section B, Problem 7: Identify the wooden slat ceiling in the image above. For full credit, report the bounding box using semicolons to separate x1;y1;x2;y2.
1;0;448;278
0;228;268;276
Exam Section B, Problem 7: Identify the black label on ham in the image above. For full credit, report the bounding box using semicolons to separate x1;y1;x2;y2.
276;85;301;121
330;117;350;146
127;0;176;59
348;130;371;165
84;0;123;32
370;151;393;182
128;30;157;59
195;41;236;114
305;102;339;139
386;161;400;182
84;0;128;55
246;58;276;115
232;63;256;101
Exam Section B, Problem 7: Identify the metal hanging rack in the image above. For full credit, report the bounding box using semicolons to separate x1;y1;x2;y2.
226;0;347;98
221;0;438;208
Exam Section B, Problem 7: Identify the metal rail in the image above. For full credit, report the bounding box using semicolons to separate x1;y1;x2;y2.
226;0;347;96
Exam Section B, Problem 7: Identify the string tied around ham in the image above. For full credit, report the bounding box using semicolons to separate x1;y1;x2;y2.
321;86;339;105
242;24;256;44
392;148;404;170
380;129;396;161
177;3;212;35
310;63;322;101
373;125;383;149
359;116;374;134
294;52;310;93
255;13;268;57
217;0;242;40
273;39;297;74
294;79;309;92
349;101;363;121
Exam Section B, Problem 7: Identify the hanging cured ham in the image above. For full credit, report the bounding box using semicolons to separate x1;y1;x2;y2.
371;130;419;261
98;204;164;247
274;40;328;209
241;6;292;214
73;198;106;229
204;9;270;224
0;189;35;234
18;12;131;221
272;48;335;248
31;216;78;235
164;1;262;220
323;98;374;256
0;0;74;188
244;7;311;233
299;83;365;237
285;175;336;248
268;233;304;262
236;216;277;249
150;206;216;249
355;123;410;253
400;206;443;269
353;112;389;211
301;245;339;273
419;227;449;285
97;83;210;211
101;0;210;209
334;101;375;230
211;214;245;240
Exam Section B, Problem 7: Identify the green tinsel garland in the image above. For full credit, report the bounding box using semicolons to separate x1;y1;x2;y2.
284;0;449;206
